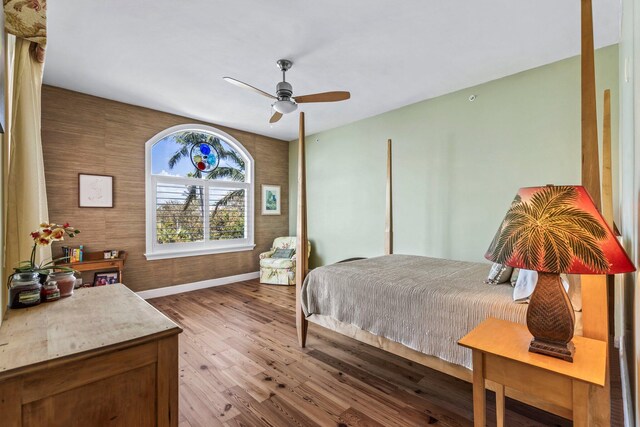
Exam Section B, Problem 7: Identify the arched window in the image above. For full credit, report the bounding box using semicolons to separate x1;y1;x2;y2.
145;124;254;260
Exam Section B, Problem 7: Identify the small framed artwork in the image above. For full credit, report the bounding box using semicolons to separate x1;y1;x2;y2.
94;272;119;286
78;174;114;208
261;184;281;215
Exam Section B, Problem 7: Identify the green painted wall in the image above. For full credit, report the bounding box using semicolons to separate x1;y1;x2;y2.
290;46;619;268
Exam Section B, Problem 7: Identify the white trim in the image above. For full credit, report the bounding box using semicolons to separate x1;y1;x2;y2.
618;335;633;427
144;243;256;260
145;124;255;260
136;271;260;299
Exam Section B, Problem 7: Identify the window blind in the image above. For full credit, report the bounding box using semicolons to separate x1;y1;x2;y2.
209;188;246;240
155;183;204;244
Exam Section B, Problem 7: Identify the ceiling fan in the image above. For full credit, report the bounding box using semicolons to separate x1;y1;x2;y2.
223;59;351;124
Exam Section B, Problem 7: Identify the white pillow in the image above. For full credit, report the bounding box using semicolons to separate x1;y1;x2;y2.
565;274;583;312
513;269;569;303
510;268;520;287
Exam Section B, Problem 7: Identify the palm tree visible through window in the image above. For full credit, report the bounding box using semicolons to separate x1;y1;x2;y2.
150;128;252;248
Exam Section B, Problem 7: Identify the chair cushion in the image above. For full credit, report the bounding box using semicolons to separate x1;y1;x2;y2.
260;257;295;269
273;248;295;258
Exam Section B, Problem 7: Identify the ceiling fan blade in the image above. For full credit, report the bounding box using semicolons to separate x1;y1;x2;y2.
223;77;276;100
294;91;351;104
269;111;283;123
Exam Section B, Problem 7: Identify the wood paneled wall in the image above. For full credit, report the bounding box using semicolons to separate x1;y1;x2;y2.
41;86;289;292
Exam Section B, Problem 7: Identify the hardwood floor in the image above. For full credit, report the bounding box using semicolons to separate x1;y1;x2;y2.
149;280;575;427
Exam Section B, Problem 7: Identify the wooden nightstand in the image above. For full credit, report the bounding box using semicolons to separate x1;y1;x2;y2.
458;318;606;427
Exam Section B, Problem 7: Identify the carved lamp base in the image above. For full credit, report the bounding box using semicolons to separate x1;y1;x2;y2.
526;272;576;362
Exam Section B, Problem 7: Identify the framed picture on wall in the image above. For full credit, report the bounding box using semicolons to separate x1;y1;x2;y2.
261;185;281;215
78;174;114;208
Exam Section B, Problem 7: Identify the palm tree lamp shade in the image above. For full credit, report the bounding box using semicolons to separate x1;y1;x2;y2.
485;185;635;362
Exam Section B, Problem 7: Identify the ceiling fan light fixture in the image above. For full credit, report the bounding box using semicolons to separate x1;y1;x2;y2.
273;99;298;114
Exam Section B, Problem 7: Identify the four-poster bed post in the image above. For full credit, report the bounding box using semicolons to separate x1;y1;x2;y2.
602;89;617;338
296;111;309;348
580;1;610;424
601;89;613;229
385;139;393;256
581;0;601;211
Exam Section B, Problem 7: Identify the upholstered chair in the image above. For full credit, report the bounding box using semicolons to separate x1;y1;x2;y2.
259;237;311;285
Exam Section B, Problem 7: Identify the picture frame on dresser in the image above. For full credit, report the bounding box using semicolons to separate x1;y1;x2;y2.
94;272;119;286
78;173;114;208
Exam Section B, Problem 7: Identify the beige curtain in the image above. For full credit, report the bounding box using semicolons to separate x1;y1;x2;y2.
1;0;47;318
1;0;47;319
1;35;14;319
3;37;49;293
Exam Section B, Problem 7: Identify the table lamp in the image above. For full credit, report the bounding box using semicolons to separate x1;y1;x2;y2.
485;185;635;362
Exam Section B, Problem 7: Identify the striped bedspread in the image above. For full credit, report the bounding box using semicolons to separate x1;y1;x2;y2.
301;254;528;369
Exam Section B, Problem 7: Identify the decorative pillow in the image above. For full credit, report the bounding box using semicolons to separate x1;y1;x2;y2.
513;269;569;303
484;263;513;285
272;248;295;259
510;268;520;287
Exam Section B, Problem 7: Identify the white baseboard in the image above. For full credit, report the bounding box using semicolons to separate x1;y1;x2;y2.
136;271;260;299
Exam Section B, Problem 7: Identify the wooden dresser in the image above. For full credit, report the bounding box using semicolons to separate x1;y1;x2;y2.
0;284;182;426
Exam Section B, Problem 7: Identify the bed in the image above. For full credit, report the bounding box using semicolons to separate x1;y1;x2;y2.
302;254;583;370
302;255;527;369
293;3;611;421
295;136;607;420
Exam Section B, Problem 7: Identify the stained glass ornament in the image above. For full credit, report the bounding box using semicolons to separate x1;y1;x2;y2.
190;142;219;173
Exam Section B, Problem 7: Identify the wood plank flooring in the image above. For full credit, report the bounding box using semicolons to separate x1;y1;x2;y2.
149;280;575;427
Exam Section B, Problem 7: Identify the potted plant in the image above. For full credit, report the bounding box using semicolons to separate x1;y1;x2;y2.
14;222;80;277
8;222;80;308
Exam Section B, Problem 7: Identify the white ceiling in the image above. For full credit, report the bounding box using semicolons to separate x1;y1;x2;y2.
45;1;620;141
